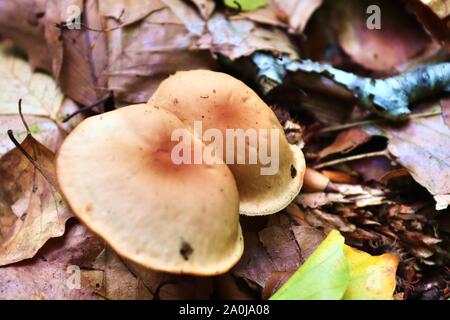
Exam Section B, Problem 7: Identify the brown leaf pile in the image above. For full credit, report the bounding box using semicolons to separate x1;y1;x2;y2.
0;0;449;300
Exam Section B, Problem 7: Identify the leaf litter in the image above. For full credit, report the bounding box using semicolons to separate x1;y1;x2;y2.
0;0;449;300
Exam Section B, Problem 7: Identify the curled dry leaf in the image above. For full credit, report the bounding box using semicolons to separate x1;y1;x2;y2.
336;0;431;72
364;102;450;210
0;135;72;266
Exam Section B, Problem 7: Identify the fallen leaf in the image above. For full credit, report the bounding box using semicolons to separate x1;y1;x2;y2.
270;230;350;300
200;13;298;59
0;135;72;266
270;230;399;300
0;40;82;155
104;0;218;103
0;0;109;106
343;245;399;300
336;0;431;71
98;0;166;26
319;128;371;159
0;41;63;119
0;222;104;299
364;102;450;210
0;0;54;72
52;0;110;106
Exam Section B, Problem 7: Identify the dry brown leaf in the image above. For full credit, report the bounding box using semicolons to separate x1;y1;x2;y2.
0;135;72;266
365;103;450;210
0;222;103;299
99;0;166;26
52;0;109;106
105;0;217;103
336;0;431;71
0;0;54;72
0;0;109;106
319;128;371;159
200;13;298;60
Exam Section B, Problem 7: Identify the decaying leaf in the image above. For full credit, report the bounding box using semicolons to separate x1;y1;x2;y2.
104;0;218;103
0;0;109;106
0;222;103;299
365;103;450;210
319;128;371;159
0;40;81;156
336;0;430;71
0;135;72;266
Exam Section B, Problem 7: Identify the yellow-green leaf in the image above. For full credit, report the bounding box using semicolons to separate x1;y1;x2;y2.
343;245;399;300
270;230;350;300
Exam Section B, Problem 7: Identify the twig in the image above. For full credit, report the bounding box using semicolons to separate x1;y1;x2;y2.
320;110;443;133
18;99;30;134
62;96;110;123
314;150;389;169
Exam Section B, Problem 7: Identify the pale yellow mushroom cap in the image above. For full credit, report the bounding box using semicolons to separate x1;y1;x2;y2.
148;70;305;216
56;105;243;275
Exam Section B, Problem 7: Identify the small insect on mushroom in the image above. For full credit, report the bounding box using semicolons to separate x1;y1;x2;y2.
148;70;306;216
56;105;243;275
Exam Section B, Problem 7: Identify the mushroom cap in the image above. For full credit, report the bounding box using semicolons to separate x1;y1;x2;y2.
56;104;243;275
148;70;305;216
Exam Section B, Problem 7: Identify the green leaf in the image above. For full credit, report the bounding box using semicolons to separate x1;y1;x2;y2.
270;230;350;300
224;0;267;12
270;230;399;300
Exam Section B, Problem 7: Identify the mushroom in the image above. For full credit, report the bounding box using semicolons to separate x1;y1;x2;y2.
56;105;243;275
148;70;305;216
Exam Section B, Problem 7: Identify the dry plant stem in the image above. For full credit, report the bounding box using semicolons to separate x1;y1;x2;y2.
62;96;110;123
314;150;389;170
18;99;30;134
320;110;443;133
